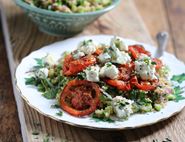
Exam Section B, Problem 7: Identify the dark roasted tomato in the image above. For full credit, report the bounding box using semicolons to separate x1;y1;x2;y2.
118;63;134;81
105;79;131;91
152;58;163;70
63;54;96;76
129;45;151;59
130;76;158;91
60;80;101;117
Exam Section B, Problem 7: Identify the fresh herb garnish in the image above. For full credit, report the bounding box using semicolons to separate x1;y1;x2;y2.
56;111;63;116
171;73;185;83
25;77;38;86
153;137;172;142
173;86;185;102
91;115;115;123
34;58;46;69
50;104;60;108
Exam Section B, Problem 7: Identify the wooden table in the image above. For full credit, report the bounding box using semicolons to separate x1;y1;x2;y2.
0;0;185;141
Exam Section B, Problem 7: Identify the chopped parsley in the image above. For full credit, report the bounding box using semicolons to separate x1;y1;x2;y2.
171;73;185;83
56;111;63;116
91;115;115;123
173;86;185;102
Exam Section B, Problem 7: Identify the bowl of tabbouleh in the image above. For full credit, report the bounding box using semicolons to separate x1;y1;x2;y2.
15;0;120;36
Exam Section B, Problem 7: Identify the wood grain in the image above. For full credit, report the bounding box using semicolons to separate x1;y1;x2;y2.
164;0;185;61
0;22;22;142
1;0;185;141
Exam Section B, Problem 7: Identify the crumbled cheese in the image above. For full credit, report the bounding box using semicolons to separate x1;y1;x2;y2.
35;68;49;78
98;52;111;63
72;50;85;59
44;54;56;66
112;96;133;119
85;66;100;82
78;40;96;55
135;54;157;80
99;63;119;79
111;44;131;64
111;37;128;51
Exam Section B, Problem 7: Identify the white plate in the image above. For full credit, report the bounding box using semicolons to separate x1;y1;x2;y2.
16;35;185;130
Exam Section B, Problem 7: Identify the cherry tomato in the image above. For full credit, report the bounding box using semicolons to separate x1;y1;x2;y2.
60;80;101;117
105;79;131;91
129;45;151;59
152;58;163;70
130;76;157;91
63;54;96;76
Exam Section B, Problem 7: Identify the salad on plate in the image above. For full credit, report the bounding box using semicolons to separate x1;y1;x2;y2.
25;37;184;121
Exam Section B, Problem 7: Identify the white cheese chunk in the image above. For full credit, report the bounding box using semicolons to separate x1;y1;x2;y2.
99;63;119;79
135;54;157;80
35;68;49;78
112;96;133;119
78;40;96;55
111;37;128;51
98;52;111;63
113;51;131;65
72;50;85;59
85;66;100;82
44;54;56;66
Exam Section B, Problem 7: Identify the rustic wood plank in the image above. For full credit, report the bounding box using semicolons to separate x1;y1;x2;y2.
2;0;185;141
135;0;175;54
0;23;22;142
164;0;185;61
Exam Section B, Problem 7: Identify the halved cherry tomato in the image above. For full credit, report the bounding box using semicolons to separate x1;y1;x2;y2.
60;80;101;117
105;80;131;91
152;58;163;70
130;76;157;91
129;45;151;59
118;63;134;81
63;54;96;76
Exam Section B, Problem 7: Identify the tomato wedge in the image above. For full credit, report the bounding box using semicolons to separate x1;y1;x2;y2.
152;58;163;70
129;45;151;59
130;76;157;91
63;54;96;76
60;80;101;117
105;79;131;91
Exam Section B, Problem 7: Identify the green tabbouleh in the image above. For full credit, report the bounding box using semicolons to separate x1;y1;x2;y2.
24;0;112;13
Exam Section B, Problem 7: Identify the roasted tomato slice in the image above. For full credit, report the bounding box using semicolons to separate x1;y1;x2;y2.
129;45;151;59
63;54;96;76
130;76;157;91
118;63;134;81
60;80;101;117
152;58;163;70
105;80;131;91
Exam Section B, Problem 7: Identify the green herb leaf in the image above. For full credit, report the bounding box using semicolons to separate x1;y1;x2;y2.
43;89;57;99
173;86;185;102
34;58;46;69
91;115;115;123
25;77;38;85
171;73;185;83
50;104;60;109
56;111;63;116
